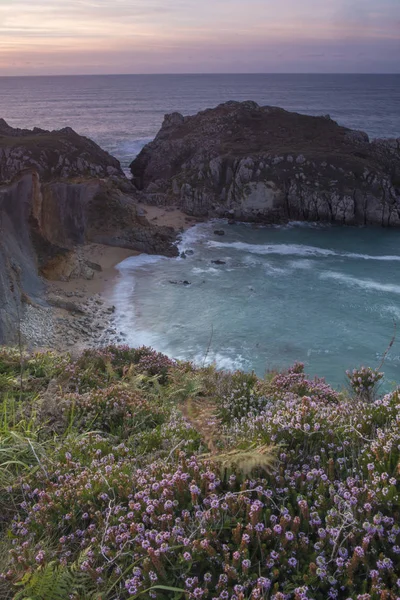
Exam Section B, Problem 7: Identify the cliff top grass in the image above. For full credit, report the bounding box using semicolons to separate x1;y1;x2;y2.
0;119;87;149
0;345;398;600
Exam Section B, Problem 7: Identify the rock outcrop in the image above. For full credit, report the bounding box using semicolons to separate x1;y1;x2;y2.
0;119;123;182
130;101;400;226
0;122;178;344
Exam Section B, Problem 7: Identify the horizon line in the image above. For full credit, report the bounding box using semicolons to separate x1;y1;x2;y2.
0;72;400;78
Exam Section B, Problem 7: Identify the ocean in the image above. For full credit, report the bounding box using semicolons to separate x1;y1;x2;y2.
1;73;400;386
1;74;400;173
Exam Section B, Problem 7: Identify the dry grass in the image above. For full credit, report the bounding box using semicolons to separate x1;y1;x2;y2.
182;397;277;477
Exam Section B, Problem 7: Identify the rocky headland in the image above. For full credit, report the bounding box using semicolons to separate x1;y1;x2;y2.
1;103;400;349
130;101;400;225
0;120;181;347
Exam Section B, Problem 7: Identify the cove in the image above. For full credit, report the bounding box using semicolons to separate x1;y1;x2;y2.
113;221;400;388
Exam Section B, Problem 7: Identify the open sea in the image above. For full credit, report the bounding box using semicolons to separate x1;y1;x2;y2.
1;73;400;386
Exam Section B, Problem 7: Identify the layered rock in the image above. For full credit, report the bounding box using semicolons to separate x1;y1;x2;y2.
0;122;178;344
130;101;400;226
0;172;45;343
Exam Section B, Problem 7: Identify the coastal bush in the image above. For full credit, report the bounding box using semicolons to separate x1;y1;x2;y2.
0;348;69;400
63;345;177;392
263;362;341;403
346;366;384;401
0;348;398;600
216;370;263;423
62;384;166;436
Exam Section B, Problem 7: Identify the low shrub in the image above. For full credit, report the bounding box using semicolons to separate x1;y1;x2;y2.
346;366;384;401
0;349;398;600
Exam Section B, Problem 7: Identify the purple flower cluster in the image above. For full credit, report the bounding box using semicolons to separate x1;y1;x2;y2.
5;420;399;599
1;349;399;600
266;362;340;403
62;384;165;436
346;366;384;401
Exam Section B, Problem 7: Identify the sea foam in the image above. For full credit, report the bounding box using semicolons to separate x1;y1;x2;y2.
320;271;400;294
208;241;400;262
116;254;167;271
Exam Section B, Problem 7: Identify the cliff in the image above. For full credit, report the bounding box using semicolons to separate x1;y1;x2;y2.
0;122;178;344
130;101;400;226
0;119;122;181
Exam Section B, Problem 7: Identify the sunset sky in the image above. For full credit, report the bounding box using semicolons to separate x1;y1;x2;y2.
0;0;399;75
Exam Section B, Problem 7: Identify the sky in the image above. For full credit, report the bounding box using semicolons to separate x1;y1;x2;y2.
0;0;399;75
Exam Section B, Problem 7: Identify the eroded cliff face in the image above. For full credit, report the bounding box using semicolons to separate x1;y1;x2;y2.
130;101;400;226
0;170;179;343
0;173;45;343
0;122;179;344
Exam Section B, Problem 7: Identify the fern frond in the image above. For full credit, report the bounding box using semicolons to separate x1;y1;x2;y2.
181;397;222;453
181;398;278;477
207;444;278;477
13;558;96;600
0;372;15;391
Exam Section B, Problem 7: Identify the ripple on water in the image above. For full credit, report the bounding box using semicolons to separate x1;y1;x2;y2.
112;220;400;387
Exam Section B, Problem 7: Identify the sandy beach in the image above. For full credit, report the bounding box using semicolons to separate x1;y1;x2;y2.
21;206;201;354
54;204;200;299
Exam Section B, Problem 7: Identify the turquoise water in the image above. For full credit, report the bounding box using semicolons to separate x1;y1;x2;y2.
113;222;400;388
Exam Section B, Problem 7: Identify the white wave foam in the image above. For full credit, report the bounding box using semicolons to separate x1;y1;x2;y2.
320;271;400;294
265;265;291;276
284;221;331;229
208;240;400;262
289;259;314;270
180;350;249;371
192;267;220;275
381;305;400;320
346;252;400;261
116;254;167;271
121;325;161;350
119;137;153;157
209;241;336;257
177;222;215;253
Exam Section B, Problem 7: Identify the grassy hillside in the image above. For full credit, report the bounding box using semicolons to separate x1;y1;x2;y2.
0;345;398;599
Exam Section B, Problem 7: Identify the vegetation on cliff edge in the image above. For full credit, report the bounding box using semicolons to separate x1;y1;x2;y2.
0;345;398;600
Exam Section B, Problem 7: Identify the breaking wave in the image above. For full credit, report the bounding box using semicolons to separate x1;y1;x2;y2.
208;241;400;261
320;271;400;294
